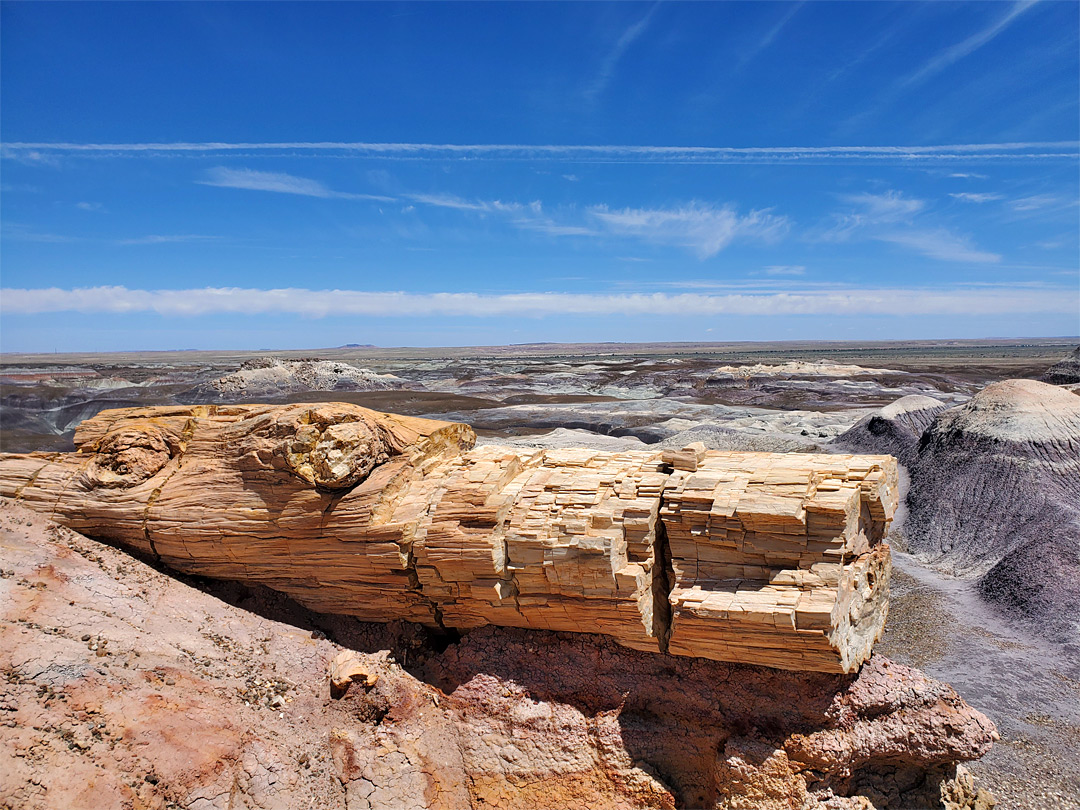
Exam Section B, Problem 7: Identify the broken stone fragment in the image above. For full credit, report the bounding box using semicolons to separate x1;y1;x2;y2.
940;765;998;810
329;650;378;692
661;441;707;471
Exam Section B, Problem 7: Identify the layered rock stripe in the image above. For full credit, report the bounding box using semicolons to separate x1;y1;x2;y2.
0;403;899;673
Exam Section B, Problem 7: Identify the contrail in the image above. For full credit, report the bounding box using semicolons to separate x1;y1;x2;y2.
3;140;1076;163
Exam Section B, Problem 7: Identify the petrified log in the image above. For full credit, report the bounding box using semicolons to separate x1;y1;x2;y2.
0;403;899;673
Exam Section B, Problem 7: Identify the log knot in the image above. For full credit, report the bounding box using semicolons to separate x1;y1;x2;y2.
284;407;394;490
80;423;175;489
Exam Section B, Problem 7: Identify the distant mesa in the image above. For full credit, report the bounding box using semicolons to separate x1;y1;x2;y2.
187;356;404;400
1040;345;1080;385
836;379;1080;641
710;360;903;379
339;343;377;348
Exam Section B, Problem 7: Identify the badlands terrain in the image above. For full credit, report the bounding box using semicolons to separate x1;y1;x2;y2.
1;337;1078;809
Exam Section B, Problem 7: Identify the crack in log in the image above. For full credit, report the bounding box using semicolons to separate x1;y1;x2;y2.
141;417;197;564
651;496;675;654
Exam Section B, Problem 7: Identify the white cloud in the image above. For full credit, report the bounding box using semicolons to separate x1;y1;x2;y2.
841;190;925;221
406;195;775;256
876;229;1001;263
585;5;658;99
949;192;1004;203
1;148;61;167
2;285;1072;318
588;203;787;258
823;190;925;242
114;235;219;245
901;0;1039;87
198;167;395;201
763;265;806;276
75;201;105;212
406;194;593;236
1;224;73;243
513;218;597;237
735;2;802;70
948;172;989;179
1010;194;1065;211
405;192;521;213
5;141;1074;164
0;183;40;193
822;190;1000;263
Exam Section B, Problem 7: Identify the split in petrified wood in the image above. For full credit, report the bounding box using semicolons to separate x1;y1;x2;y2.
0;403;899;673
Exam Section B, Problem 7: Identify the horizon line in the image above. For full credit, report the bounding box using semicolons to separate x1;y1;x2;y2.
2;334;1077;359
3;285;1077;319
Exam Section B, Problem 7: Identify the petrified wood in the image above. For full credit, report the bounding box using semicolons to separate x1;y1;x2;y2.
0;403;899;673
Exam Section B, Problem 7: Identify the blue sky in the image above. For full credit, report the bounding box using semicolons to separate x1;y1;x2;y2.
1;1;1077;352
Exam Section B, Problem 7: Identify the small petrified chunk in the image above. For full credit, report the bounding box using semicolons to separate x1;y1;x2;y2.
329;650;378;693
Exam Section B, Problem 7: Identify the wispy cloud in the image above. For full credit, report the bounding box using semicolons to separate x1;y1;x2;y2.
1;224;74;243
0;183;39;193
405;195;780;256
1;148;61;167
877;229;1001;263
75;201;106;212
114;234;219;246
948;172;989;179
949;192;1004;203
2;285;1072;318
586;4;659;99
1010;194;1068;211
821;190;1000;263
4;141;1075;164
735;2;802;71
900;0;1039;87
405;192;519;213
405;193;595;236
842;190;925;220
1;224;219;246
588;203;787;258
512;203;597;237
763;265;806;276
198;167;395;201
822;190;925;241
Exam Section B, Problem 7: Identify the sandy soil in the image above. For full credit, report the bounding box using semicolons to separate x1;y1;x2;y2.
878;553;1080;809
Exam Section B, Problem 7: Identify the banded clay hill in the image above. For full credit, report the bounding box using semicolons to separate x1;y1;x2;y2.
185;356;406;400
837;377;1080;643
1041;345;1080;385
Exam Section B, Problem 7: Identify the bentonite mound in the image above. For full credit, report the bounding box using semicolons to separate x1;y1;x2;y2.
188;356;403;399
832;394;952;465
1040;345;1080;385
846;380;1080;638
0;499;997;810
